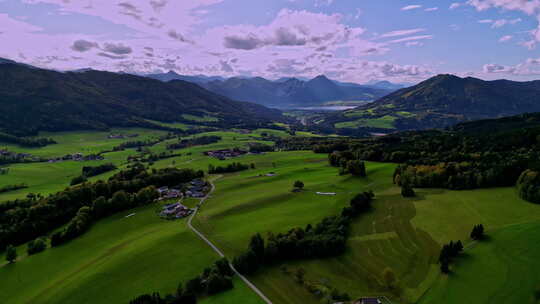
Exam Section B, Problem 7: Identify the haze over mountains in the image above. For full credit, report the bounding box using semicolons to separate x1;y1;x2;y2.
0;59;282;136
147;71;398;108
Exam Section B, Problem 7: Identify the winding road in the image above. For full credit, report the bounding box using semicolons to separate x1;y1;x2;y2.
187;178;273;304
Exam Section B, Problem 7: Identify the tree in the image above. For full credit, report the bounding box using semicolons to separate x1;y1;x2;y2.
27;237;47;255
440;259;450;274
382;267;397;290
5;244;16;263
401;182;415;197
470;224;485;240
293;180;304;191
347;160;366;177
248;233;265;263
294;267;306;284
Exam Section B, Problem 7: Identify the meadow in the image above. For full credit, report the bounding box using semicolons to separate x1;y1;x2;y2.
2;128;540;304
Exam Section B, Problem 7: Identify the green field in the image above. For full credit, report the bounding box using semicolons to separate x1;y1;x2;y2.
0;203;252;304
3;128;540;304
335;115;397;129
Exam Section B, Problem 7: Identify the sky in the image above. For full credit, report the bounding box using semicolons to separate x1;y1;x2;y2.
1;0;540;83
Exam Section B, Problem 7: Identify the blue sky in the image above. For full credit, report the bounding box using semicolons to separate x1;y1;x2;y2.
0;0;540;83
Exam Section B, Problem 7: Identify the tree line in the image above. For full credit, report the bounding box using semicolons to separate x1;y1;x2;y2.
517;170;540;204
71;163;119;185
0;131;56;147
208;162;249;174
0;163;204;251
232;191;374;275
166;136;221;150
129;258;234;304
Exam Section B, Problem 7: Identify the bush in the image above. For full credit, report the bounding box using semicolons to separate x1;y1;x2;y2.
27;237;47;255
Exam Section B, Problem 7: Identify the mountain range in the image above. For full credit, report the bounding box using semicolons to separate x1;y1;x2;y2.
322;74;540;134
0;59;283;136
146;72;395;108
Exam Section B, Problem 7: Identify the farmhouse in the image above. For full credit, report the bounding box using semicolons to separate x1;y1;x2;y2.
157;187;183;200
355;297;382;304
186;179;208;198
205;149;247;160
159;202;193;219
316;192;336;196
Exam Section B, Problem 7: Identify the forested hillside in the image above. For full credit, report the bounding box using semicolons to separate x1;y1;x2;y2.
0;60;284;136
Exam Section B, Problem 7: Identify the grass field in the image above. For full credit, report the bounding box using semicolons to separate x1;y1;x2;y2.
3;128;540;304
0;202;264;304
335;115;397;129
419;220;540;304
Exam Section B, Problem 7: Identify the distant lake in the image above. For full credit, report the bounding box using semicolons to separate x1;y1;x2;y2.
295;106;357;111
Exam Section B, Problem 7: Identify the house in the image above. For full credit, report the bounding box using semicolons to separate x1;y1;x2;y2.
157;186;169;195
316;192;336;196
355;298;382;304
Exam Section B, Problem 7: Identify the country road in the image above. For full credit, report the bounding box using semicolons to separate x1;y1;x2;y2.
187;178;273;304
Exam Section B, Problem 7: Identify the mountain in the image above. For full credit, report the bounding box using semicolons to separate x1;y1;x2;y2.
0;60;283;137
320;74;540;135
196;75;392;108
146;71;225;83
365;80;411;91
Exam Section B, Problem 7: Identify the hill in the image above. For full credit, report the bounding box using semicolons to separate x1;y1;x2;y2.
147;73;392;108
0;60;283;136
322;74;540;134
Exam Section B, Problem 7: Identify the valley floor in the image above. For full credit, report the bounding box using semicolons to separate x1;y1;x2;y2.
1;129;540;304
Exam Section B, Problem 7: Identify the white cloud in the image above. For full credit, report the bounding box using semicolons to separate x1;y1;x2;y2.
479;18;522;28
483;57;540;75
380;28;426;38
386;35;433;44
401;5;422;11
450;2;463;9
499;35;513;42
425;7;439;11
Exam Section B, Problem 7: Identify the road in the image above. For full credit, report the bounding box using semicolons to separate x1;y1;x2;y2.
187;178;273;304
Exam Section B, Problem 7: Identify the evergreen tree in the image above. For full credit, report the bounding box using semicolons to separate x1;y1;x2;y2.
5;245;16;263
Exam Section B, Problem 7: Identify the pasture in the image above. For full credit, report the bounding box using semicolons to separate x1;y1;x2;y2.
3;128;540;304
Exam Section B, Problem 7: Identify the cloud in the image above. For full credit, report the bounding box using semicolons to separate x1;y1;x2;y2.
425;7;439;11
466;0;540;46
97;52;128;60
401;5;422;11
449;2;463;9
71;39;99;52
478;18;522;28
499;35;513;42
102;42;132;54
386;35;433;44
483;57;540;75
380;28;426;38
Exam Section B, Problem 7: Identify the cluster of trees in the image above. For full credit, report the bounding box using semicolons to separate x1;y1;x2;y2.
208;162;249;174
0;183;28;194
470;224;485;240
129;258;234;304
439;240;463;273
274;137;354;152
27;237;47;255
111;134;176;152
232;191;374;275
71;163;119;185
248;143;274;153
517;170;540;204
0;168;8;175
0;164;204;250
328;152;367;177
393;162;526;190
82;163;117;177
281;266;351;303
0;132;56;147
166;136;221;150
0;152;41;165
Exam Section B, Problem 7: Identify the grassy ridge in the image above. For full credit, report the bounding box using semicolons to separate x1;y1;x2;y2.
0;204;232;304
420;220;540;304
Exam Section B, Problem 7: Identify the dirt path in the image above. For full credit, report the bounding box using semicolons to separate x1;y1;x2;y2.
187;177;273;304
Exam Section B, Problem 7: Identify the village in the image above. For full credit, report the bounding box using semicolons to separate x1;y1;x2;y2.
204;148;247;160
47;153;105;163
107;133;139;139
156;179;209;219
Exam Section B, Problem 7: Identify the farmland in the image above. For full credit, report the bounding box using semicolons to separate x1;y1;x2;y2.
1;128;540;304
